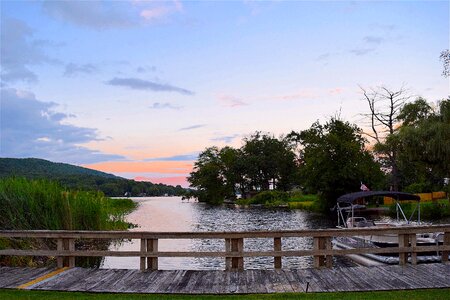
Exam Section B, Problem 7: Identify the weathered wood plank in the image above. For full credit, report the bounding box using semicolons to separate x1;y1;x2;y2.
0;267;55;288
1;225;448;239
2;264;450;294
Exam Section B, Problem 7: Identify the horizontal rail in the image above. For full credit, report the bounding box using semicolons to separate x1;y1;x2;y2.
1;226;449;271
0;225;449;239
1;245;449;258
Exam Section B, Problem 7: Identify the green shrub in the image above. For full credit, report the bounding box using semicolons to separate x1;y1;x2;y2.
388;200;450;220
403;182;432;193
248;191;289;205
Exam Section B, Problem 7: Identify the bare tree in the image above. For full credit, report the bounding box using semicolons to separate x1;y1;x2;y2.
360;85;412;191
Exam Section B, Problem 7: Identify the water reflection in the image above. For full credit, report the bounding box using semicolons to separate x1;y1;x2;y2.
101;197;353;270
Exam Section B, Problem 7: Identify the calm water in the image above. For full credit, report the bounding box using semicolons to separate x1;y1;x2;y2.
101;196;353;270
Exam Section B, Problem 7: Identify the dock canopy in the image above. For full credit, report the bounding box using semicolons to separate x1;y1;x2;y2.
337;191;420;204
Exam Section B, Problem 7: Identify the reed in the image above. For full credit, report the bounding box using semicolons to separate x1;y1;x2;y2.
0;177;137;267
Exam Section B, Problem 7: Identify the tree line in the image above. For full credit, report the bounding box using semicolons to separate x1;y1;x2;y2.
188;94;449;211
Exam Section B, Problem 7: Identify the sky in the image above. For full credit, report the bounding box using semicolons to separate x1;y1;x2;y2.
1;0;449;187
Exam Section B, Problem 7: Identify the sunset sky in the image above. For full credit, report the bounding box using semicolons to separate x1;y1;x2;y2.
1;1;448;187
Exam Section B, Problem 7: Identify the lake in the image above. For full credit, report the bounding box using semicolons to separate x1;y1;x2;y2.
101;196;355;270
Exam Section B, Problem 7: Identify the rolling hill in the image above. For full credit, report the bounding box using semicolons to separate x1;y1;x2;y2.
0;158;185;197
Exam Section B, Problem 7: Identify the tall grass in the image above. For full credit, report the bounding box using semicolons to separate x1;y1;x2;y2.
0;177;134;230
0;177;137;267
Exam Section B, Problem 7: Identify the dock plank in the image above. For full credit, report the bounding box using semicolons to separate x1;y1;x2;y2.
1;264;449;294
0;267;56;288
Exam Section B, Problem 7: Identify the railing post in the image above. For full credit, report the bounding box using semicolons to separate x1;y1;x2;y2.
225;238;231;270
410;234;417;265
233;238;244;270
274;237;282;269
140;238;147;272
147;238;158;270
68;238;75;268
398;234;408;265
227;238;244;271
325;237;332;268
57;238;64;268
443;232;450;263
313;237;326;268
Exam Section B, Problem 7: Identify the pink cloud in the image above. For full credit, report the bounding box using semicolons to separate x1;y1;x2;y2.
217;94;248;107
269;90;318;101
329;88;344;95
139;0;183;21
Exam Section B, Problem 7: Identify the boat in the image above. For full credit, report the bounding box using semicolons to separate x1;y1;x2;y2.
332;191;445;266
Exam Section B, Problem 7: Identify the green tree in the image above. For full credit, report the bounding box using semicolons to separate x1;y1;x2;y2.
395;98;450;191
290;118;385;212
188;147;232;204
241;132;298;192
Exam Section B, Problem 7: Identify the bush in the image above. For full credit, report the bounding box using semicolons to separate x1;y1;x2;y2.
403;182;432;193
388;200;450;220
248;190;289;205
288;191;318;202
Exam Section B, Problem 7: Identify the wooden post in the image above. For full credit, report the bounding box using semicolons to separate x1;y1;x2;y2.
313;237;326;268
228;238;244;270
140;238;146;272
442;232;450;263
274;237;282;269
410;234;417;265
398;234;408;265
57;238;64;268
225;238;231;270
325;237;332;268
68;238;75;267
147;239;158;270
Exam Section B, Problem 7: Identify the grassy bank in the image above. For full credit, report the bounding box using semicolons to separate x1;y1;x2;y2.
387;199;450;221
236;191;320;212
0;177;137;267
1;289;449;300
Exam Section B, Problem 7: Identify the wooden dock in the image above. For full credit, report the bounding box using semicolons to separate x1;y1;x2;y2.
1;264;449;294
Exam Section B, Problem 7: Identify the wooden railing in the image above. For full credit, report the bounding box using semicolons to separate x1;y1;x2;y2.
1;225;449;271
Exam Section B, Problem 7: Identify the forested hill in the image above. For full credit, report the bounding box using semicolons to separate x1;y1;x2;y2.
0;158;186;197
0;158;118;179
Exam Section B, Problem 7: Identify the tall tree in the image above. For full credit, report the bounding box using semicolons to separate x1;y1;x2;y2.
241;132;298;192
188;147;231;204
395;98;450;191
360;85;411;191
290;118;384;212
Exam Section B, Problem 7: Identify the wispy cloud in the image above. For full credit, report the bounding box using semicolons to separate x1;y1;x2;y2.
145;152;200;162
0;87;125;164
42;1;134;29
107;77;194;95
363;36;385;45
178;124;206;131
329;88;344;95
349;48;376;56
217;94;248;107
137;65;157;73
210;134;240;144
0;18;59;83
349;23;400;57
132;0;184;23
149;102;181;110
64;63;98;76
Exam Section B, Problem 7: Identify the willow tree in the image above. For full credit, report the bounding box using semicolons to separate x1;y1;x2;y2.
395;98;450;191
